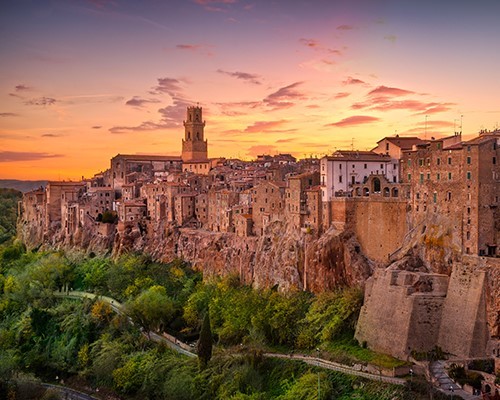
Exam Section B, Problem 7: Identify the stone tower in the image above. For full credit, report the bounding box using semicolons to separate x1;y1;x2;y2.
182;106;208;162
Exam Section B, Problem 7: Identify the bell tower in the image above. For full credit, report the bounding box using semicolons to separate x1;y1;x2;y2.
182;106;208;162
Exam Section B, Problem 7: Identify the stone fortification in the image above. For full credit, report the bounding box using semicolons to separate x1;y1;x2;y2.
355;255;500;360
355;266;449;359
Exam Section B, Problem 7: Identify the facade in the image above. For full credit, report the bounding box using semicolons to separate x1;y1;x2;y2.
320;151;398;202
401;131;500;256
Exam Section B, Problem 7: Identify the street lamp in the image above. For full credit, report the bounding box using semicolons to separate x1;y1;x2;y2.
409;368;413;393
316;348;320;400
449;385;454;399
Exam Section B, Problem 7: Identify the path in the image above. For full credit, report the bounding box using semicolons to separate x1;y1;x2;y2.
265;353;406;385
430;361;481;399
42;383;99;400
55;290;407;385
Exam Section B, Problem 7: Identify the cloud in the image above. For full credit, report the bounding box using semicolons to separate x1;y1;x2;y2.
217;69;261;85
15;84;33;91
300;38;320;48
246;145;278;158
384;35;397;43
368;86;414;97
337;24;354;30
41;133;63;137
326;115;380;127
175;43;214;56
343;76;366;85
276;138;296;143
263;82;305;110
0;112;19;117
334;92;351;99
194;0;236;12
125;96;161;107
416;103;455;115
244;120;288;133
111;76;194;133
25;97;56;106
150;77;184;96
0;151;63;162
92;125;102;129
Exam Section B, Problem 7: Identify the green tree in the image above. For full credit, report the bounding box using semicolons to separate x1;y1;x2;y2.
198;310;213;368
126;285;175;334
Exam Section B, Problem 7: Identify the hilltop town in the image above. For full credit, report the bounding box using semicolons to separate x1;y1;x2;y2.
18;106;500;371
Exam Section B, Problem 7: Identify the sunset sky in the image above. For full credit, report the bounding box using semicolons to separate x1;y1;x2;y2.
1;0;500;180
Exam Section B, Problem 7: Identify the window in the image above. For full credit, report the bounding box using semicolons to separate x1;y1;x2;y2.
386;143;389;151
339;175;342;183
339;164;342;170
437;143;442;150
467;156;471;165
433;192;437;203
467;145;471;152
437;173;440;181
416;192;420;200
448;157;452;165
364;163;367;169
427;173;430;180
448;172;452;180
420;173;424;183
466;231;470;240
408;159;411;166
380;164;383;169
426;158;430;166
408;173;411;181
447;192;452;201
437;158;441;166
419;159;424;166
467;207;471;214
493;157;497;165
467;171;471;180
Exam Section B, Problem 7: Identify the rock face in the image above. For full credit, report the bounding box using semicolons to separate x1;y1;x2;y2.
115;219;373;292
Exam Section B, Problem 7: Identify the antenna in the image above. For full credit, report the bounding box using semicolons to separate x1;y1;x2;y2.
460;114;463;134
351;138;354;151
425;115;428;140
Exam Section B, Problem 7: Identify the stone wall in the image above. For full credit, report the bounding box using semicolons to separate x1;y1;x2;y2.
355;268;448;359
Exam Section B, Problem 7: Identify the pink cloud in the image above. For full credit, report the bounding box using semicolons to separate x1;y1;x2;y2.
337;24;354;30
263;82;305;110
334;92;351;99
245;120;288;133
343;76;366;85
217;69;261;85
326;115;380;127
368;86;414;97
125;97;161;107
246;145;278;158
0;151;63;162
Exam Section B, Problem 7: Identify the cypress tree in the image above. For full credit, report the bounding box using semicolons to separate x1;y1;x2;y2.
197;310;212;368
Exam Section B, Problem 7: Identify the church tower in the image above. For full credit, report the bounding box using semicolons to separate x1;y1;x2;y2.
182;106;208;162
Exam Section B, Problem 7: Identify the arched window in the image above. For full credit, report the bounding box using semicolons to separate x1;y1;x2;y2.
363;187;369;196
392;187;399;197
355;187;361;197
383;187;390;197
372;177;381;193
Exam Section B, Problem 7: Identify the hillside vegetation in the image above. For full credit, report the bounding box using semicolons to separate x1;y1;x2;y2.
0;246;430;399
0;188;22;245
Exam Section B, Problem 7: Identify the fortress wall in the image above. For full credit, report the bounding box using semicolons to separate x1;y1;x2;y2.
437;262;489;358
356;270;449;359
350;199;408;264
355;270;414;358
406;295;446;353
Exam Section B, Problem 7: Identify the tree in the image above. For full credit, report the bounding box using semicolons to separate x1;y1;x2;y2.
197;310;212;368
126;285;175;335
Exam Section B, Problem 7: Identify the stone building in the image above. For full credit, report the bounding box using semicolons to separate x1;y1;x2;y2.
285;172;320;231
110;154;182;191
174;193;196;226
45;181;86;231
251;180;285;236
207;189;239;232
320;150;398;202
401;131;499;256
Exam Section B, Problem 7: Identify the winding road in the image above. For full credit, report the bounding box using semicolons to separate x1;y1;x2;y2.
55;290;411;386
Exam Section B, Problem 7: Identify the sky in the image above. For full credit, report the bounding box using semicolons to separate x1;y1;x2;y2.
1;0;500;180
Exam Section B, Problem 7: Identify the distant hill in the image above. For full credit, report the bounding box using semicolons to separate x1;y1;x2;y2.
0;180;48;193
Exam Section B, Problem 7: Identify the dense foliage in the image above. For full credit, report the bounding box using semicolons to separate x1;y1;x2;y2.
0;188;22;245
0;245;418;399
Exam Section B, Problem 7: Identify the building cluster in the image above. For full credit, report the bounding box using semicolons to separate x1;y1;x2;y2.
20;106;500;258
